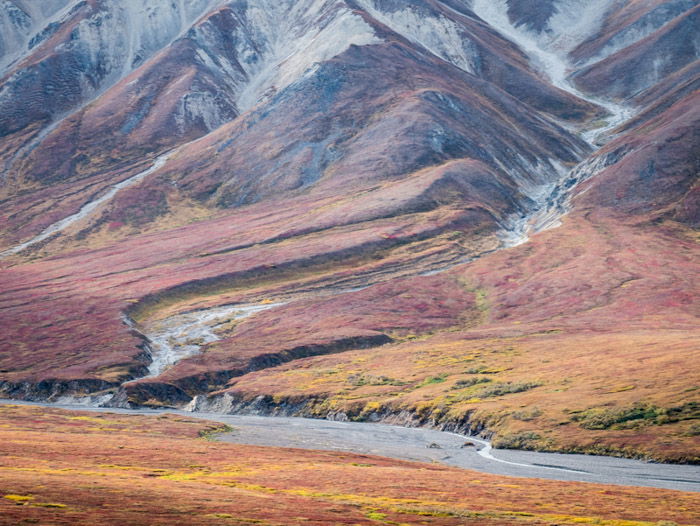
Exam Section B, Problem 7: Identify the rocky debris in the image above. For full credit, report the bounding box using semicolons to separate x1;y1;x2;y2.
0;378;119;403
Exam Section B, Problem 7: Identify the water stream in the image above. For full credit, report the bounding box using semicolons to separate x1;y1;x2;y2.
471;0;637;247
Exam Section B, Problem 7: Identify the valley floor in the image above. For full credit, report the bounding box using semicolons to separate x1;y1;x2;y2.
4;400;699;492
0;403;698;526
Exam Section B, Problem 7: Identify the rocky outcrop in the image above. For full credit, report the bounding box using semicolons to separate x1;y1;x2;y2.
121;333;393;407
572;5;700;100
186;391;491;438
1;0;596;246
0;378;118;402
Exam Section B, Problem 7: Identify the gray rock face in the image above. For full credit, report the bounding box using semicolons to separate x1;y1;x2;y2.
0;0;695;252
0;0;696;241
573;5;700;100
0;0;69;71
0;0;599;245
505;0;558;32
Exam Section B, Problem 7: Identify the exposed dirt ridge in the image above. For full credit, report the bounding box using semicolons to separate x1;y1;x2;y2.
115;333;394;408
185;391;698;463
188;390;491;437
0;333;395;409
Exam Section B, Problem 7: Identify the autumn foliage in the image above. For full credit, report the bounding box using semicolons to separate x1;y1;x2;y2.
0;404;698;526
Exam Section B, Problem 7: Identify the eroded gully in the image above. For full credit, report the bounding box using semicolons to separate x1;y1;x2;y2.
472;0;637;247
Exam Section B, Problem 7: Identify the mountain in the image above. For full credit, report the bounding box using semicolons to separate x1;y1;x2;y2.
0;0;697;461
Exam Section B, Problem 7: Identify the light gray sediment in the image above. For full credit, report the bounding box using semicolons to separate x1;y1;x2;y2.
2;399;697;493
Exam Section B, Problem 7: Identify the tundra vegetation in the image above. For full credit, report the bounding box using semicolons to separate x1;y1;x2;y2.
0;0;698;492
0;404;697;526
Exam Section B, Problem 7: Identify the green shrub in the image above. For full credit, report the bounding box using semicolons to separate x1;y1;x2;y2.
511;407;542;421
452;377;491;389
685;423;700;436
465;366;504;374
573;401;699;430
348;374;405;386
417;374;448;387
492;431;541;449
573;404;660;430
474;382;541;398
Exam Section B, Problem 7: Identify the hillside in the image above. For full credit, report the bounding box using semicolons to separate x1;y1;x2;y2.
0;0;698;462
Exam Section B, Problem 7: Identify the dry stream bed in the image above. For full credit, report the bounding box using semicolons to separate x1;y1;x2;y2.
1;400;698;493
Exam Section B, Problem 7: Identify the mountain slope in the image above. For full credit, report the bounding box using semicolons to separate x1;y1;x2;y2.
0;0;697;460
